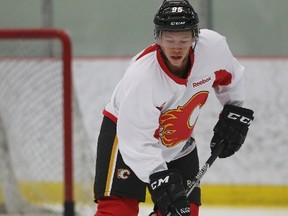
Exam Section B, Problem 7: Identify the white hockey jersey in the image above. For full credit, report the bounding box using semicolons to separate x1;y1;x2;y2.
103;29;245;183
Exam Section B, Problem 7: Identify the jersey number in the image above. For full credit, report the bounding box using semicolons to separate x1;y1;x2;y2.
172;7;183;13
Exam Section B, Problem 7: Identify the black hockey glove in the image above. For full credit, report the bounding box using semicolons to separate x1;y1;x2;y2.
148;169;190;216
210;104;254;158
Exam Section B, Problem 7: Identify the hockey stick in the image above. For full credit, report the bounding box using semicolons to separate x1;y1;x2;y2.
186;139;225;197
167;139;225;216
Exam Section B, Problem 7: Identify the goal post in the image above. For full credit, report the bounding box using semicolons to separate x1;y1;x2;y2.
0;28;74;216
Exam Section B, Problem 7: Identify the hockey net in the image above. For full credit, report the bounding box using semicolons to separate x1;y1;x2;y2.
0;29;94;215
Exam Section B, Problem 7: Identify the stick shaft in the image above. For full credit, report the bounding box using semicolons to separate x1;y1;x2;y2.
186;140;224;197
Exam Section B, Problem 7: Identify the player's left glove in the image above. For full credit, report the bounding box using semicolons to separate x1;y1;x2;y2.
210;104;254;158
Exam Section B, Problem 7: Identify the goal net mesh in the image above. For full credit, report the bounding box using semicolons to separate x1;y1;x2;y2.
0;30;94;215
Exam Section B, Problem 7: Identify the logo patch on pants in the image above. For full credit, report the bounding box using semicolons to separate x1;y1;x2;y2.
117;169;131;180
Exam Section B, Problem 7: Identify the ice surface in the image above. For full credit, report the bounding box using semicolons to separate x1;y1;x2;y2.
139;205;288;216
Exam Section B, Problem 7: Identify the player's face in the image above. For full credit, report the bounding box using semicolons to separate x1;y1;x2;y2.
157;31;194;68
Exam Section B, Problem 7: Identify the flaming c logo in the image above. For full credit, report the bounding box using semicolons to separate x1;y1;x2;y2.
155;91;209;147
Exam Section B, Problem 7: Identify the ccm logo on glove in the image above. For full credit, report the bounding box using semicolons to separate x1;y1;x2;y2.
149;170;190;216
210;104;254;158
227;112;252;125
150;175;169;190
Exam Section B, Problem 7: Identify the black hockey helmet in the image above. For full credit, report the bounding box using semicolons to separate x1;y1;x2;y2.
153;0;200;38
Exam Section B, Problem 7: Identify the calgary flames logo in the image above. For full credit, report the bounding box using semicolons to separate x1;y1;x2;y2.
155;91;209;147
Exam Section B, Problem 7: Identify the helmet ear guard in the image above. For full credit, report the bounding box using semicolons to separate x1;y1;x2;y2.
153;0;200;39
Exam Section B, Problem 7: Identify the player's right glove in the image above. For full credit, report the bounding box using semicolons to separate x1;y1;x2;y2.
210;104;254;158
148;169;190;216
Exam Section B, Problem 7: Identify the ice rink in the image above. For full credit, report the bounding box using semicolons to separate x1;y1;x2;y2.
139;205;288;216
1;58;288;215
1;207;288;216
74;204;288;216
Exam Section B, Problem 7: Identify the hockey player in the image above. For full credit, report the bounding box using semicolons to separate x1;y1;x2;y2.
93;0;254;215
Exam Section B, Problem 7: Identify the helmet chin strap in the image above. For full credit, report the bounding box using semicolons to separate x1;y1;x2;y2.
192;36;198;51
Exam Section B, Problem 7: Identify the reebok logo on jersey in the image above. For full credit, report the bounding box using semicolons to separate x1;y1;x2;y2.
192;76;211;88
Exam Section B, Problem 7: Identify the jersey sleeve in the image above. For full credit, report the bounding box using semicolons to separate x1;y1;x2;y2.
212;36;245;107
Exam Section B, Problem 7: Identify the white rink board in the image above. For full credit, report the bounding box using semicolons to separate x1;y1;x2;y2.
73;57;288;185
2;58;286;185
